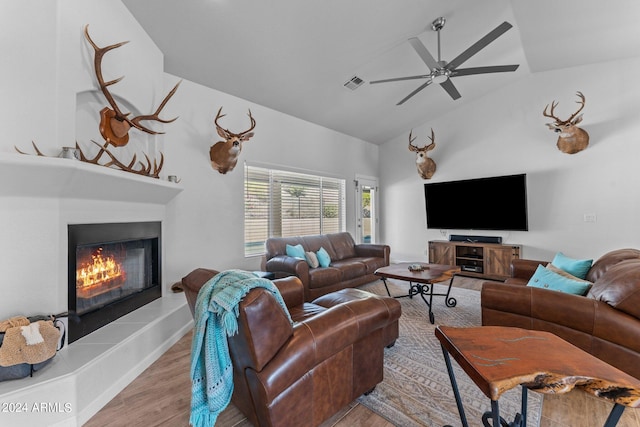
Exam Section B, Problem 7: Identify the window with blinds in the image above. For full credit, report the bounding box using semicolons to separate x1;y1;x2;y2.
244;164;346;256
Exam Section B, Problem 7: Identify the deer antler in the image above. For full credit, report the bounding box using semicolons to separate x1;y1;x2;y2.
408;130;419;152
566;91;586;123
426;128;436;151
542;100;560;121
408;129;436;151
214;107;256;139
83;25;181;146
78;140;165;178
543;91;586;124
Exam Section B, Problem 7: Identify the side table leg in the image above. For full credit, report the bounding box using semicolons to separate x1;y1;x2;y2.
490;400;501;427
603;404;625;427
445;274;458;307
481;387;527;427
441;343;469;427
381;277;391;297
520;385;527;427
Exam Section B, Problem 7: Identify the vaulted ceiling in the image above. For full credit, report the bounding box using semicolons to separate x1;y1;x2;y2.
123;0;640;144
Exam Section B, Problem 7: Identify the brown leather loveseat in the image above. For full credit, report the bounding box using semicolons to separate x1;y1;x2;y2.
181;268;401;427
264;232;390;301
481;248;640;379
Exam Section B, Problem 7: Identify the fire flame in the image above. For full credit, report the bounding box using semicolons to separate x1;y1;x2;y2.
77;247;125;289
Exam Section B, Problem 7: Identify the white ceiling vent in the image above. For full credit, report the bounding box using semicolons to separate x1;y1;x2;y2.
344;75;365;90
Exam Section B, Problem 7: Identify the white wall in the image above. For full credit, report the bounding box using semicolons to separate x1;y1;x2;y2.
380;56;640;262
0;0;379;318
161;77;379;284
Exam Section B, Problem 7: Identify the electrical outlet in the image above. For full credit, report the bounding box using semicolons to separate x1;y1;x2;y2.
583;213;597;223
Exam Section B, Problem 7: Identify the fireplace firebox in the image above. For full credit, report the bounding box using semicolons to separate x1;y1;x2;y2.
68;221;161;343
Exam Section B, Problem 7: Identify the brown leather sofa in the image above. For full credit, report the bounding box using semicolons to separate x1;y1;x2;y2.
481;248;640;379
181;268;401;427
264;232;390;301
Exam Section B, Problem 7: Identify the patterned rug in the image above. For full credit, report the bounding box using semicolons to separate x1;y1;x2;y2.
358;279;543;427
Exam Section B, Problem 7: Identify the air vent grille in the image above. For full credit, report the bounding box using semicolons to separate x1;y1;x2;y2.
344;75;364;90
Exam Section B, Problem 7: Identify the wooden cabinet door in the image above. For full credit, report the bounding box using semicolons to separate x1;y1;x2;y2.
429;242;455;265
484;246;515;278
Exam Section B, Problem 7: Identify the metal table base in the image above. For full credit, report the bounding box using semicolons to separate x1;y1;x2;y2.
381;274;457;324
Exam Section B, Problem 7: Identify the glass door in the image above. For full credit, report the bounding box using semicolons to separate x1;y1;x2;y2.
355;175;378;244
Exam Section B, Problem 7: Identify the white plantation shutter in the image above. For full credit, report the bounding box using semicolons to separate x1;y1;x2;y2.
244;165;346;256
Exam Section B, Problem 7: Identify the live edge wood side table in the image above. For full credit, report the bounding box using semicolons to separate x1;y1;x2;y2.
435;325;640;427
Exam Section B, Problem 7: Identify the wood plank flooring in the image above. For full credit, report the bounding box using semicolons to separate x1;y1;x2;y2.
86;277;640;427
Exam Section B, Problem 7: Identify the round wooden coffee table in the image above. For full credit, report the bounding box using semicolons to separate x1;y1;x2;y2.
374;262;460;324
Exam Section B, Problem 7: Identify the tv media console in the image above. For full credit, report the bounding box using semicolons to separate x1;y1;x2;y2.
428;240;521;281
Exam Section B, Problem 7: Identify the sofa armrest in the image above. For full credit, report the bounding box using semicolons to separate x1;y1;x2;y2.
510;258;547;281
265;255;310;282
355;244;390;264
273;276;305;308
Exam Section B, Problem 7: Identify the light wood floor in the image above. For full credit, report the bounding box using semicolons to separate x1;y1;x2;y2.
86;278;640;427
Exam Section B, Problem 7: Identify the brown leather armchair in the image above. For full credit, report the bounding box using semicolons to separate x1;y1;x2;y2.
481;248;640;380
181;268;401;427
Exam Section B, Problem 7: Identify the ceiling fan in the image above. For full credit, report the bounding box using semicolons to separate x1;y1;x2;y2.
370;17;519;105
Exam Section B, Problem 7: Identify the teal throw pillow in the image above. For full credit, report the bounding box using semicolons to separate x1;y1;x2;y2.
316;247;331;268
286;243;305;259
526;264;593;295
551;252;593;279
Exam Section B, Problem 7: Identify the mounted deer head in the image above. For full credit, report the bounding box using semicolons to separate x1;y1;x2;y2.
543;91;589;154
210;107;256;174
408;128;437;179
83;25;181;147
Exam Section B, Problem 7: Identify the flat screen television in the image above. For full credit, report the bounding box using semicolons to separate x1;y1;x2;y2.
424;173;528;231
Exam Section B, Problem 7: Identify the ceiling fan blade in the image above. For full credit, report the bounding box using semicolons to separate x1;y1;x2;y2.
439;79;461;100
370;74;430;84
397;80;432;105
445;21;513;71
408;37;439;70
451;64;519;77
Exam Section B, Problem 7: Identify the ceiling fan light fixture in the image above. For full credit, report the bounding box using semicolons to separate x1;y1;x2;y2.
431;69;449;84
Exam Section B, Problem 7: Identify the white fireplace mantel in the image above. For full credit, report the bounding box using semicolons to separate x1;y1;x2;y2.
0;152;183;203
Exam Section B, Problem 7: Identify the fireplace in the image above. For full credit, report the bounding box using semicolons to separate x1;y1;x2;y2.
67;221;161;343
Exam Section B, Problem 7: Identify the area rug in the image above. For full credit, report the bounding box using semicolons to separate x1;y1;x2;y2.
358;279;543;427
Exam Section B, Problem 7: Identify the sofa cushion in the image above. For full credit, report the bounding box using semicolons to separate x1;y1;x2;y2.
328;232;357;260
587;259;640;320
330;259;367;280
551;252;593;279
587;248;640;283
308;267;342;289
301;235;336;258
353;256;388;274
526;264;592;295
288;302;327;322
